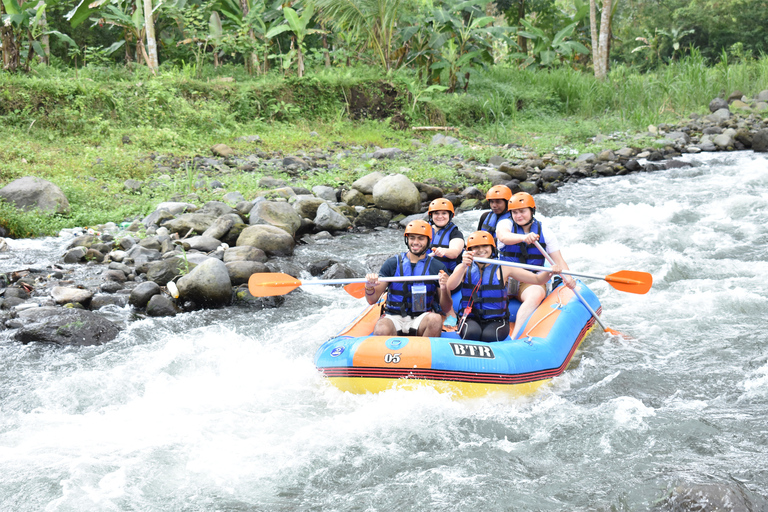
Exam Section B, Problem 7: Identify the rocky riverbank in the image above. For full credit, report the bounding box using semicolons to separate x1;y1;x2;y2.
1;92;767;346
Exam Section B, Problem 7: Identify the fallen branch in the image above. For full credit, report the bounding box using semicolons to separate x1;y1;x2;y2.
411;126;460;133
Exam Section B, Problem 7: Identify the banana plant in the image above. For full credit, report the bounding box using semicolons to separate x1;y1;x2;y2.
516;19;588;67
265;2;325;78
2;0;76;72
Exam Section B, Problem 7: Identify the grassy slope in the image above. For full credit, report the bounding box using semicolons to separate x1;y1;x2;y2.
2;54;767;238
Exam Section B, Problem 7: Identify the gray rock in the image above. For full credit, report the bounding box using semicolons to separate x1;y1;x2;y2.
372;148;403;159
312;185;337;201
163;212;218;237
211;143;234;157
129;281;162;308
485;170;513;185
177;258;232;307
248;200;302;236
757;90;768;102
282;156;309;169
753;130;768;152
183;235;222;253
51;286;93;306
597;150;616;161
341;188;368;207
0;177;70;214
540;167;563;182
314;203;352;231
102;269;127;283
201;201;238;218
202;214;240;240
146;295;178;317
91;294;128;309
414;182;444;201
372;174;421;214
498;163;528;181
713;132;734;149
320;262;357;280
352;172;385;194
223;191;246;205
100;281;124;294
223;246;267;263
62;247;87;263
575;153;597;163
144;257;186;287
353;208;393;228
487;155;507;166
293;196;326;219
125;245;162;266
13;307;119;346
225;261;269;285
709;97;728;112
152;202;197;216
237;225;295;257
706;108;731;123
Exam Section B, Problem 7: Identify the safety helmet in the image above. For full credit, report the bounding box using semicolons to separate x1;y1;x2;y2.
485;185;512;202
404;220;433;242
508;192;536;216
404;219;433;255
428;198;455;222
466;230;496;250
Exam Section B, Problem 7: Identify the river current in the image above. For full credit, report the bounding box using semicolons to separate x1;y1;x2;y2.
1;151;767;511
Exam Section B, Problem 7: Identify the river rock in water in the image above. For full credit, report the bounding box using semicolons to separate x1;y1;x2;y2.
13;307;120;346
176;258;232;307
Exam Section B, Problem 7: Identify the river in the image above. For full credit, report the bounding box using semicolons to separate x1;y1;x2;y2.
1;151;767;511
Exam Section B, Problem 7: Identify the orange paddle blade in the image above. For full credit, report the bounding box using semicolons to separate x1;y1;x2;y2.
605;270;652;294
248;272;302;297
344;282;366;299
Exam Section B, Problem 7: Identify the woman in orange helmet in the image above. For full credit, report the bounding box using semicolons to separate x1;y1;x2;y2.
477;184;513;239
442;231;558;342
427;198;464;273
365;220;453;337
496;192;575;339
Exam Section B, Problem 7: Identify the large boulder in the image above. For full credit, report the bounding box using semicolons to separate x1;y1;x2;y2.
753;129;768;152
372;174;421;214
176;258;233;307
0;177;70;215
226;261;269;285
163;212;218;237
202;214;241;240
293;196;326;219
13;307;120;346
314;203;352;232
351;171;385;194
50;286;93;306
249;200;302;236
237;224;295;257
223;246;267;263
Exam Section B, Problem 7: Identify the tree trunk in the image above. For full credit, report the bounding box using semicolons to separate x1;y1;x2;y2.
516;0;527;54
597;0;612;78
590;0;612;79
143;0;159;73
1;2;18;71
322;31;330;68
40;6;50;65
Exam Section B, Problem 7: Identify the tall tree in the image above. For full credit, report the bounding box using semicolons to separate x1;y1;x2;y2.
143;0;158;72
590;0;612;78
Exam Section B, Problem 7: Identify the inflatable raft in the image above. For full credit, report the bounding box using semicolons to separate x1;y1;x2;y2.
314;281;601;398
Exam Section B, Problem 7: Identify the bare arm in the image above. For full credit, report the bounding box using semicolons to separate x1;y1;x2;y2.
364;273;389;305
445;251;473;290
547;250;576;289
438;271;453;314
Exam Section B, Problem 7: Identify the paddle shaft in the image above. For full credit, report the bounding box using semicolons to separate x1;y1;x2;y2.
475;257;620;281
532;241;609;332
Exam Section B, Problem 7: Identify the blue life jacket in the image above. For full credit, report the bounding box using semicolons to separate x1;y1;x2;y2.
499;218;547;267
459;262;509;321
479;211;511;239
384;253;441;317
431;222;461;273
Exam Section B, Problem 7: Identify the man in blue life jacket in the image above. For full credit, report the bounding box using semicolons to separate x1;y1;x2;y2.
476;185;513;240
365;220;453;337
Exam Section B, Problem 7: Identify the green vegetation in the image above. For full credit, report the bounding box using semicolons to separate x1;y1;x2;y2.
2;0;767;238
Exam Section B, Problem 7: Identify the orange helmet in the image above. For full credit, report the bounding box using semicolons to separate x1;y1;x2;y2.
466;230;496;250
404;219;433;242
428;198;455;215
486;185;512;202
508;192;536;211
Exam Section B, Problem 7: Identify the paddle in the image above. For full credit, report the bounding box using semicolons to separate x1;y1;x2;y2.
472;257;652;294
248;272;442;298
531;241;624;337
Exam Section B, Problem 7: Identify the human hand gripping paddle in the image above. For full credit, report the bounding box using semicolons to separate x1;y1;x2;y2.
248;272;442;298
473;252;652;338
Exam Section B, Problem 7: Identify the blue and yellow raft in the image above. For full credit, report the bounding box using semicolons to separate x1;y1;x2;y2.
315;282;601;398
